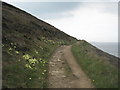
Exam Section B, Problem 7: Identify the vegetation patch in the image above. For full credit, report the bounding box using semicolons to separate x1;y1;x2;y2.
71;40;118;88
2;2;77;88
2;35;76;88
3;38;62;88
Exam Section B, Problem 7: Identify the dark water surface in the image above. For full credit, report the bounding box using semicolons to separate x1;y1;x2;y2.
90;42;119;58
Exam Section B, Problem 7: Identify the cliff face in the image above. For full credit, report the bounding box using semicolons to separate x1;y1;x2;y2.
2;2;77;88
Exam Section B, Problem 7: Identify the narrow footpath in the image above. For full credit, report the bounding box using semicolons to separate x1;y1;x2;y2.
48;45;94;88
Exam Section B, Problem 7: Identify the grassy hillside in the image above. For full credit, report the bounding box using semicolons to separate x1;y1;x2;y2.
72;40;119;88
2;2;77;88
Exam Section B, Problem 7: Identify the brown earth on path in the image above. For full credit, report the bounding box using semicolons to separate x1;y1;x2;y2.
48;45;94;88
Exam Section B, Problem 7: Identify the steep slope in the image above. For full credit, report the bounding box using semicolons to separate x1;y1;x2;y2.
72;40;119;88
2;2;77;88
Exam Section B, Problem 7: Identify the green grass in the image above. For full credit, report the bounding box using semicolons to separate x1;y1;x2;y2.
2;2;77;88
2;37;65;88
71;41;118;88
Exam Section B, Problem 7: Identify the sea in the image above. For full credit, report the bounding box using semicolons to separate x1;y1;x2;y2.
90;42;119;58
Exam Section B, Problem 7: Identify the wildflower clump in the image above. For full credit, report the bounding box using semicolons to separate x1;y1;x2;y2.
22;54;39;69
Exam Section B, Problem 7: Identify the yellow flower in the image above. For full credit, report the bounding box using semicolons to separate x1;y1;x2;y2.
25;64;32;69
9;48;12;51
14;46;16;48
42;72;44;75
23;54;31;60
11;43;14;45
15;51;19;54
44;70;47;72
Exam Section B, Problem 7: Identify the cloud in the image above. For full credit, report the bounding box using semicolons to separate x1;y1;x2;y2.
45;2;118;42
8;2;80;19
81;2;118;15
2;0;119;2
3;1;118;42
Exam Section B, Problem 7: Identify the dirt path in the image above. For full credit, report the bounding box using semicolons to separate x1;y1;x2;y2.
48;45;94;88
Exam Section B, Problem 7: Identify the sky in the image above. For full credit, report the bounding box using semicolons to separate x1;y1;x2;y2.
3;0;119;42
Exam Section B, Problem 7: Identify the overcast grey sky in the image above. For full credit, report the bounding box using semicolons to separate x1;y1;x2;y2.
3;1;118;42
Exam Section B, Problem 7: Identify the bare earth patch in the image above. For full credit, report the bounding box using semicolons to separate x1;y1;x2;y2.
48;45;94;88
